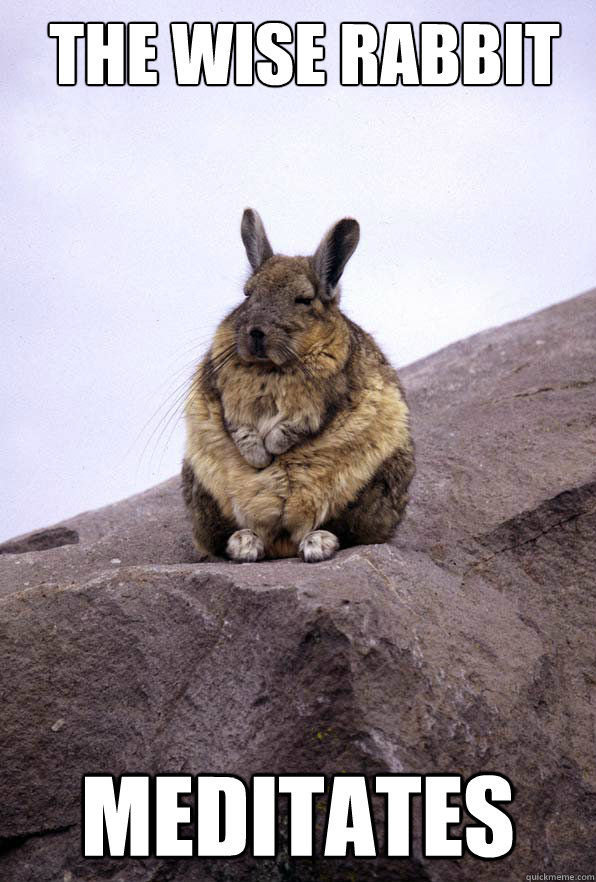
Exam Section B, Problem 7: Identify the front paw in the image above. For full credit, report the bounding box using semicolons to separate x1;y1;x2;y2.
230;427;272;468
299;530;339;563
241;443;272;469
264;425;293;455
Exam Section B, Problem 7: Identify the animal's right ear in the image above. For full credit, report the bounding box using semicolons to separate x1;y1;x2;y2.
312;218;360;300
241;208;273;272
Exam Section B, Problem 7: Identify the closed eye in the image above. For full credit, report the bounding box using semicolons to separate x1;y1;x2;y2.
295;297;313;305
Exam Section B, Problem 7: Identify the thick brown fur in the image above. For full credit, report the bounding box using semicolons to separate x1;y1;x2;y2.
182;211;414;562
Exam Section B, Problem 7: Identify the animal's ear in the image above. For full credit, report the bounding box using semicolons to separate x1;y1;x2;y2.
312;218;360;300
241;208;274;272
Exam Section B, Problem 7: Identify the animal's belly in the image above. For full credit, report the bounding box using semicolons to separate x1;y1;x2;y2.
228;454;325;535
228;459;289;531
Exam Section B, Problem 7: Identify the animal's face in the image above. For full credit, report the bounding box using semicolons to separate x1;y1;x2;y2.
235;256;327;366
233;209;360;367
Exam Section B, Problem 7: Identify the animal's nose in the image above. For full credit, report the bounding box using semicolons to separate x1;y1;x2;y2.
248;327;267;357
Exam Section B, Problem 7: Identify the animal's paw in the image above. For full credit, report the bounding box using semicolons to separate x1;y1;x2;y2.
227;529;265;563
298;530;339;563
241;444;273;469
264;424;293;455
230;426;273;469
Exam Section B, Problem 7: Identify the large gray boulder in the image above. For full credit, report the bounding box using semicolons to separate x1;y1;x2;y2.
1;291;594;881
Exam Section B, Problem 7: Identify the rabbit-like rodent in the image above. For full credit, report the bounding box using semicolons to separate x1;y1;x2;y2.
182;209;414;563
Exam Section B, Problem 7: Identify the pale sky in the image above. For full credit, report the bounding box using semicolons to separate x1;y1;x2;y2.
1;0;595;541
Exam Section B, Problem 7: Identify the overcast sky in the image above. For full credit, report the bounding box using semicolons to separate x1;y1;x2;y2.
1;0;594;542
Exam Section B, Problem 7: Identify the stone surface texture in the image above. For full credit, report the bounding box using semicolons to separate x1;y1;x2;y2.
1;291;594;881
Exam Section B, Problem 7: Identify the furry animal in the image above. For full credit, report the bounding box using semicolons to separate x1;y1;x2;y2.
182;209;414;563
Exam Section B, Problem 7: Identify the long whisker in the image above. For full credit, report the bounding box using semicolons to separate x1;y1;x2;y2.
203;344;239;380
126;333;238;484
150;384;195;474
279;343;321;388
154;348;237;473
205;342;237;367
126;370;197;467
170;332;224;359
137;377;195;477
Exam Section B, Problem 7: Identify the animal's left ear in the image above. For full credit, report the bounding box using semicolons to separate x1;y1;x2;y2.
241;208;274;272
312;218;360;300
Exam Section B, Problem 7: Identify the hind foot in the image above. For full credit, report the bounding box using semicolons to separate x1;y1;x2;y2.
299;530;339;563
227;529;265;563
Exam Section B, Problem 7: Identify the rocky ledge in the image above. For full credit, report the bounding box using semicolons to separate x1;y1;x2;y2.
0;292;594;881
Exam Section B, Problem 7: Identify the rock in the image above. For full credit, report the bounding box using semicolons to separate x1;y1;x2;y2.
0;291;594;881
0;526;79;556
